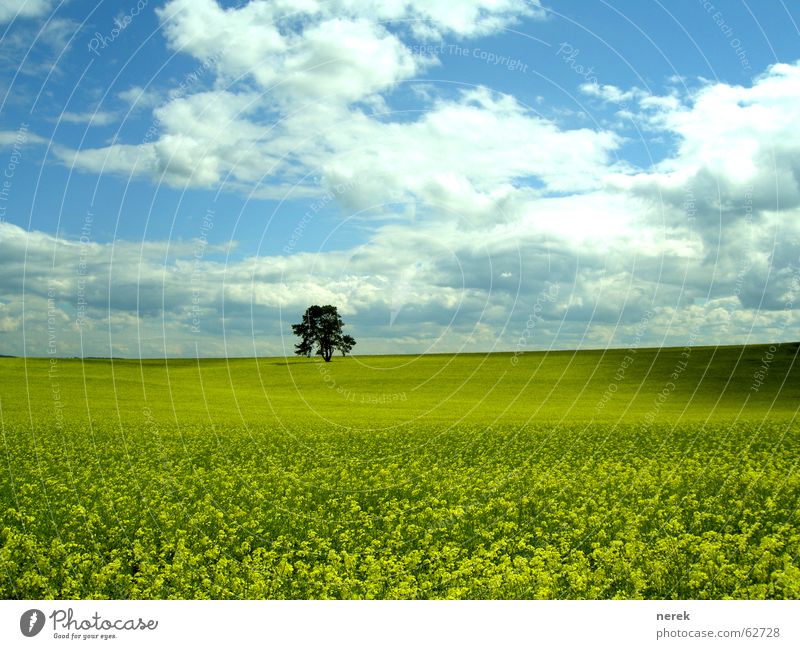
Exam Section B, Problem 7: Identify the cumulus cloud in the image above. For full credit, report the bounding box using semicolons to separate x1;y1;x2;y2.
157;0;424;104
0;128;47;147
60;0;555;196
62;84;621;204
0;0;57;23
579;82;646;104
609;62;800;212
157;0;544;63
60;111;118;127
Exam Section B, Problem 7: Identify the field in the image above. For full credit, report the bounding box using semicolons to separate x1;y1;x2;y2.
1;344;799;598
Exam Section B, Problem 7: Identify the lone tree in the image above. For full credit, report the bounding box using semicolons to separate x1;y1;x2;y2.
292;305;356;362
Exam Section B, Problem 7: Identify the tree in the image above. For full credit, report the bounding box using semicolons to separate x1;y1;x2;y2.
292;305;356;362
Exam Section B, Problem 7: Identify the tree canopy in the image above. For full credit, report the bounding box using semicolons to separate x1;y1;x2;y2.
291;305;356;362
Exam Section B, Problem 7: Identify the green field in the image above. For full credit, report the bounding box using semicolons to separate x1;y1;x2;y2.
1;343;799;598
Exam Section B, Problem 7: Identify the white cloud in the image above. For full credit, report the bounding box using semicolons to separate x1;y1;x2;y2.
0;0;57;23
0;15;79;78
61;1;557;196
60;90;272;187
60;111;117;126
157;0;543;58
316;87;621;208
62;83;621;203
157;0;288;86
0;128;47;147
157;1;424;105
274;17;419;103
117;86;164;112
332;0;545;38
579;82;645;104
611;62;800;197
601;60;800;289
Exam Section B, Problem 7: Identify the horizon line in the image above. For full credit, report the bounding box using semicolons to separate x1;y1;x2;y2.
3;340;798;361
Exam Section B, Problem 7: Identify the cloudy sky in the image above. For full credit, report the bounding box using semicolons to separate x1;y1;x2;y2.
0;0;799;357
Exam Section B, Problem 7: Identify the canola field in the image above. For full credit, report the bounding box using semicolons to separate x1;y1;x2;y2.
1;344;798;599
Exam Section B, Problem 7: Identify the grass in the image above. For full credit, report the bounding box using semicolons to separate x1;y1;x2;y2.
0;343;798;598
2;342;798;428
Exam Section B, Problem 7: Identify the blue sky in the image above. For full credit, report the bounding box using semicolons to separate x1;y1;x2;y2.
1;0;799;357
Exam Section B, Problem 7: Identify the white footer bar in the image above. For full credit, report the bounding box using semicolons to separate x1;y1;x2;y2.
1;600;797;648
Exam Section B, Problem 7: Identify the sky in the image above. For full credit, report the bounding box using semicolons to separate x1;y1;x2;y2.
0;0;799;358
